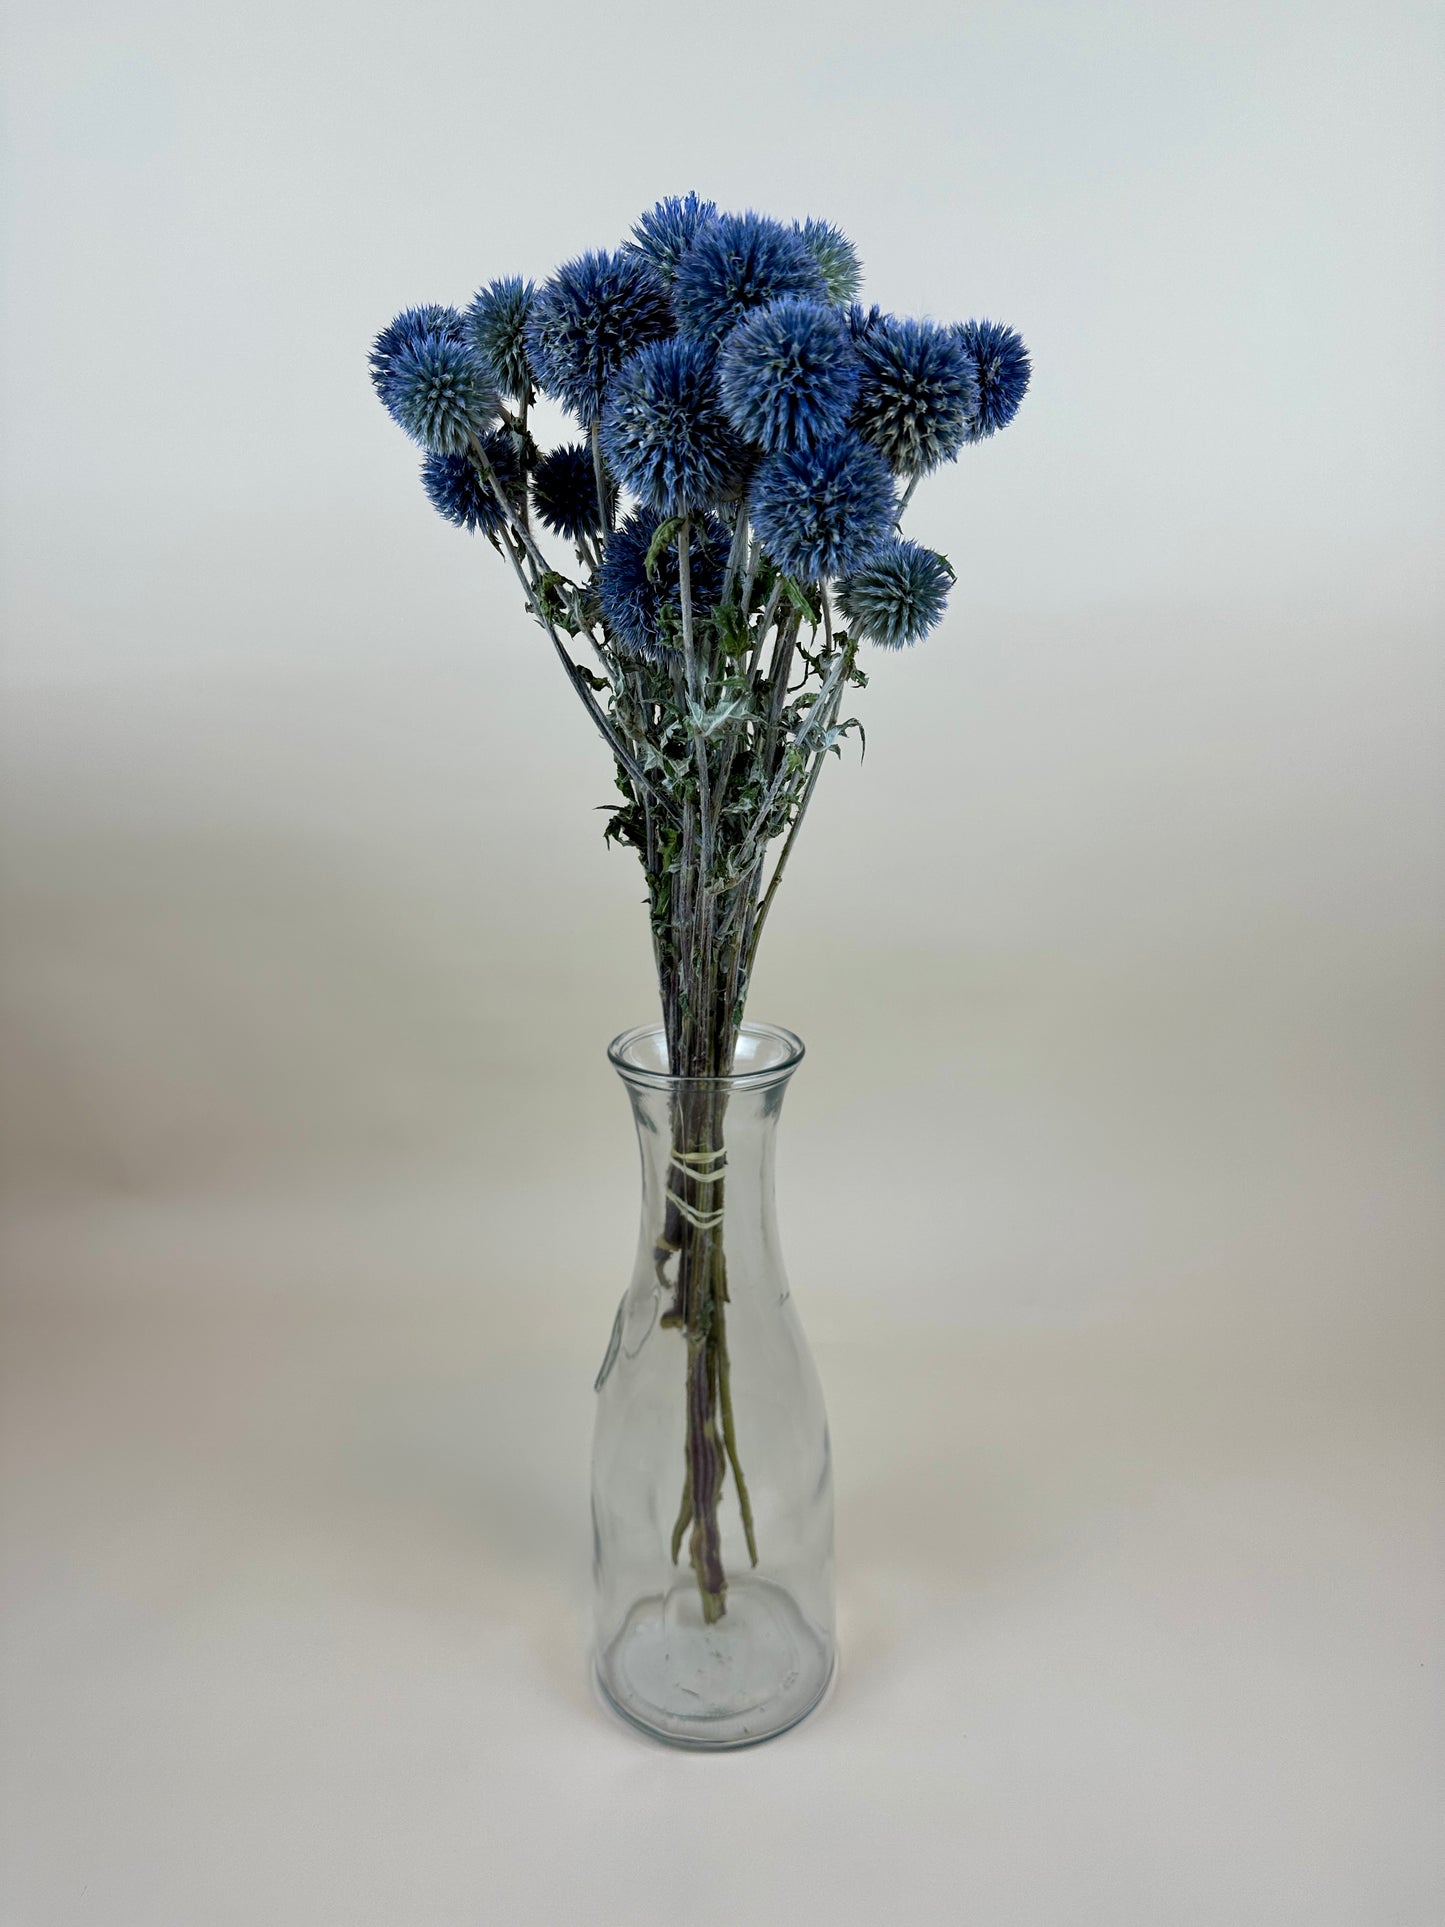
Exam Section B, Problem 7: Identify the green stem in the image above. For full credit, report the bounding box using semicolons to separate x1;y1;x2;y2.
715;1275;757;1567
590;420;615;536
491;527;660;811
677;517;715;886
747;641;853;974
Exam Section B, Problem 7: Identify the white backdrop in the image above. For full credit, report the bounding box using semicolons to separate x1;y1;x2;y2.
2;1;1442;1921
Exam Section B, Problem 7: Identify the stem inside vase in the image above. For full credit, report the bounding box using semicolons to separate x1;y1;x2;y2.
658;1082;757;1620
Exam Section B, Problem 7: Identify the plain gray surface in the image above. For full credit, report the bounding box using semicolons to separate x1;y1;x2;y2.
2;0;1443;1921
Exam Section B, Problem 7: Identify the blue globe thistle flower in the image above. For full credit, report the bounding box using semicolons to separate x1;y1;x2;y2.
532;441;611;542
672;211;827;348
598;507;729;660
466;277;536;400
793;218;862;305
381;331;500;455
421;453;493;532
837;538;954;648
851;316;980;476
601;337;747;515
952;318;1032;439
524;250;674;424
717;298;861;453
627;193;719;282
750;433;896;583
420;428;524;537
846;302;886;343
369;305;466;402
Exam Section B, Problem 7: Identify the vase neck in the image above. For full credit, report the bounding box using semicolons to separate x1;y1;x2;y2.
610;1023;801;1304
608;1021;804;1089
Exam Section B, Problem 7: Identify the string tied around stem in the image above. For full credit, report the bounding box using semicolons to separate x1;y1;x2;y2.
669;1145;728;1187
664;1190;726;1232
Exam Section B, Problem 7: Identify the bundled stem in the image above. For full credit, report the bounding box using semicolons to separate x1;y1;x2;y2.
459;435;863;1620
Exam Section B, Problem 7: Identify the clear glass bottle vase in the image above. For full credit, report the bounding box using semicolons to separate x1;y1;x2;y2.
592;1022;835;1747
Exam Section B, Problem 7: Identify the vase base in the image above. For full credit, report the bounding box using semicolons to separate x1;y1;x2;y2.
595;1574;834;1749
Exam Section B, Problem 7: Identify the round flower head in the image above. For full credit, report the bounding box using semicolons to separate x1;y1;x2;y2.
382;331;499;455
420;429;524;537
717;298;861;453
851;316;979;475
793;218;862;305
952;318;1031;440
598;507;729;660
466;277;536;400
750;433;896;583
532;441;610;543
672;211;827;348
601;337;747;515
369;305;466;402
837;538;953;648
627;193;719;282
524;250;674;424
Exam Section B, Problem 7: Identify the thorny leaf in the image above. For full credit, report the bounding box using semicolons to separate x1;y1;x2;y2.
601;805;643;850
686;694;753;739
778;575;821;626
711;601;751;657
644;516;685;581
534;571;582;634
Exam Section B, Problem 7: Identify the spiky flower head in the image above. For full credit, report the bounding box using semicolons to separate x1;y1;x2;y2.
420;430;524;537
601;337;747;515
598;507;729;661
466;277;536;400
952;318;1032;439
627;193;719;282
846;302;886;343
750;433;896;583
672;211;827;348
380;331;499;455
851;316;979;476
794;219;862;305
524;250;674;424
532;441;610;543
369;305;466;402
837;538;954;648
717;298;861;453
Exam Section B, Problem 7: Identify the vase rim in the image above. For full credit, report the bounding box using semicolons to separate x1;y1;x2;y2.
607;1021;805;1090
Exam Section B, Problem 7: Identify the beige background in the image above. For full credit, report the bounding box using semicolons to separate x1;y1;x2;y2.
2;0;1442;1921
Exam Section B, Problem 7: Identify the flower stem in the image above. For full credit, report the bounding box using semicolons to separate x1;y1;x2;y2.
492;527;662;810
678;517;714;886
590;421;615;536
748;636;855;973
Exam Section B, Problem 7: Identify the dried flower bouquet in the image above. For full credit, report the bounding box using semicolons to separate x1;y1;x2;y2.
371;195;1029;1623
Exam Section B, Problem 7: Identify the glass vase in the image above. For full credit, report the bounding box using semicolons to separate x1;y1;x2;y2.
591;1022;835;1748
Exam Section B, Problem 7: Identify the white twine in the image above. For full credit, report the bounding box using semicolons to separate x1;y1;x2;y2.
665;1189;726;1232
669;1146;728;1188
